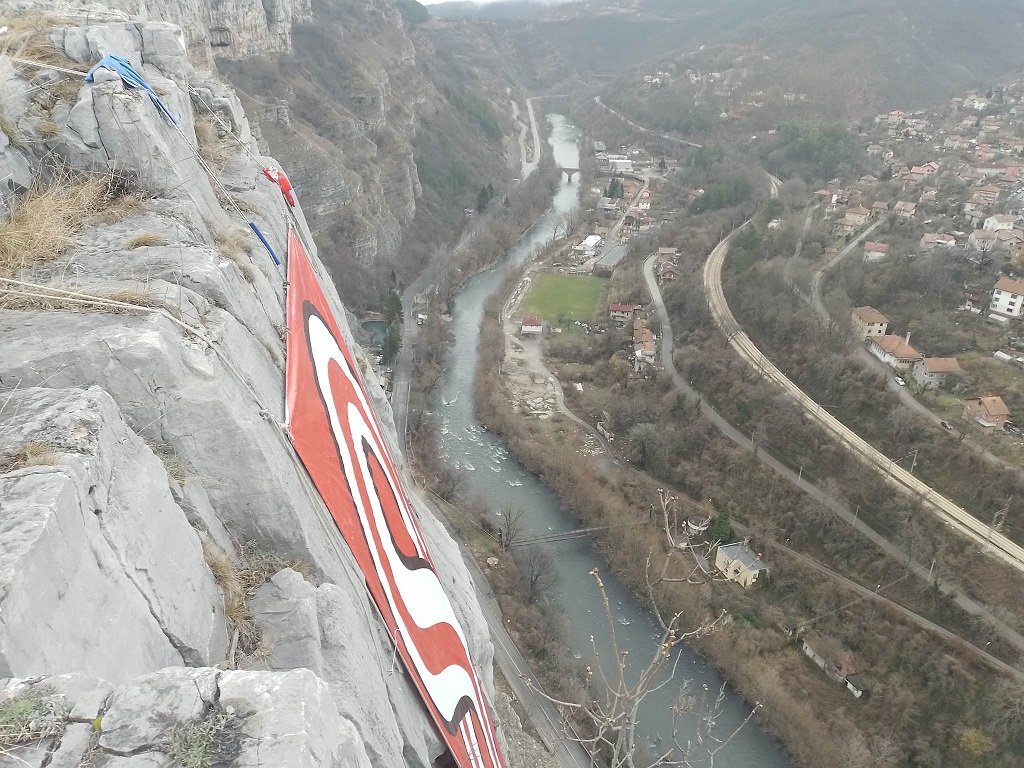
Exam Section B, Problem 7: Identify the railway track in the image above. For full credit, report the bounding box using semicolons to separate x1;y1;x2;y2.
701;176;1024;573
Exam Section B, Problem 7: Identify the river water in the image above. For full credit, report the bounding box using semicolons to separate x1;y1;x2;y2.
435;114;790;766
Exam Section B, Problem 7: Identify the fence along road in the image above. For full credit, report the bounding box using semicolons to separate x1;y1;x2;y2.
701;175;1024;574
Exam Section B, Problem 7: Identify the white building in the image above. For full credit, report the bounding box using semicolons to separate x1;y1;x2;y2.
715;542;769;589
991;276;1024;319
850;306;889;340
984;214;1017;232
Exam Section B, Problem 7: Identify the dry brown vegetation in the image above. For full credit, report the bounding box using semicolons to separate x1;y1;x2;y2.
195;116;233;172
126;232;167;249
202;539;309;667
215;229;257;283
0;170;146;279
0;177;105;277
0;441;58;473
37;120;60;139
0;114;23;148
0;12;81;73
0;285;175;318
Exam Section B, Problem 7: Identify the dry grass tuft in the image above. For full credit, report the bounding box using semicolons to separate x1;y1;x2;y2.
0;114;23;148
215;229;257;283
194;116;233;172
0;177;105;277
230;195;260;216
0;441;59;473
0;688;65;750
37;120;60;139
0;13;82;72
0;286;176;318
202;539;309;667
126;232;167;249
146;441;187;484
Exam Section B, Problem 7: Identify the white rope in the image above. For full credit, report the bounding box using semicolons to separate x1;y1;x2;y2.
5;55;88;77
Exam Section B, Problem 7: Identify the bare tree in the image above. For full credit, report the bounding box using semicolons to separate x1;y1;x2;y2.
527;568;751;767
522;491;755;767
994;678;1024;735
498;504;526;550
515;544;560;604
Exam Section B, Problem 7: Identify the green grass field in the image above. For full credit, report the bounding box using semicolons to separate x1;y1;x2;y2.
521;273;607;324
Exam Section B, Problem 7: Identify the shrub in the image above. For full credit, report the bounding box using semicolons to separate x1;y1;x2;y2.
0;441;58;473
0;688;65;750
164;712;230;768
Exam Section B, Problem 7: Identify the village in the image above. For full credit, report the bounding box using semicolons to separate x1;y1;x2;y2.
488;70;1024;707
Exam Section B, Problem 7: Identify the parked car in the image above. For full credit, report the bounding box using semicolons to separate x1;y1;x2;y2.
939;420;951;431
894;376;906;387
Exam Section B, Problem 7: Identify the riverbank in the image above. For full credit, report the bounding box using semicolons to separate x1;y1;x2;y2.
472;265;815;764
425;113;790;768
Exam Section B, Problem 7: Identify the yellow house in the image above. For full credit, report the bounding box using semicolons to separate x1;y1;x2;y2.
714;541;769;588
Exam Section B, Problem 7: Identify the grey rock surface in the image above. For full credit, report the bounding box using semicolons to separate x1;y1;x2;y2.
99;668;217;753
249;568;323;674
0;9;515;768
0;386;227;677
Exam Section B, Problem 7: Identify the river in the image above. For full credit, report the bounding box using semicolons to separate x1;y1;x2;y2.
435;113;790;766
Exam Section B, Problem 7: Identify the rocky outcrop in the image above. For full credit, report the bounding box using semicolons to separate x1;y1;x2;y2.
0;668;371;768
0;11;511;768
6;0;312;62
0;386;227;680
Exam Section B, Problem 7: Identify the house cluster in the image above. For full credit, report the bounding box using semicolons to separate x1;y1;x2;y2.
656;246;679;284
641;71;671;88
851;307;963;390
632;315;657;372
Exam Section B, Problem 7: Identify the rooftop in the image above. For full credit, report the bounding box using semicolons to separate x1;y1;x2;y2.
718;541;768;572
871;335;922;360
852;306;888;324
970;395;1011;417
596;245;628;269
995;276;1024;295
922;357;962;374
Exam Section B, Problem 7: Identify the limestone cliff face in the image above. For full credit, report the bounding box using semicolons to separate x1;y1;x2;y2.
219;0;430;285
0;13;501;768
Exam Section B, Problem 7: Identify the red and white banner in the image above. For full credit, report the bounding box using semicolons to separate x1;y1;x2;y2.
284;229;506;768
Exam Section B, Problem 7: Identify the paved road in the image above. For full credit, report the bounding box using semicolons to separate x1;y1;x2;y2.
424;492;592;768
702;201;1024;573
592;96;702;149
642;253;1024;657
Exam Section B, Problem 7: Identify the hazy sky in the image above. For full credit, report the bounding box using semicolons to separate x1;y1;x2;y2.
418;0;568;5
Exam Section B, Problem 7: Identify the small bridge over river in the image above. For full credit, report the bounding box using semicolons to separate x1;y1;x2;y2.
558;167;580;181
510;521;643;547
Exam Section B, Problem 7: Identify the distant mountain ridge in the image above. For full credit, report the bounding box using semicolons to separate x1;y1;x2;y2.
431;0;1024;112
